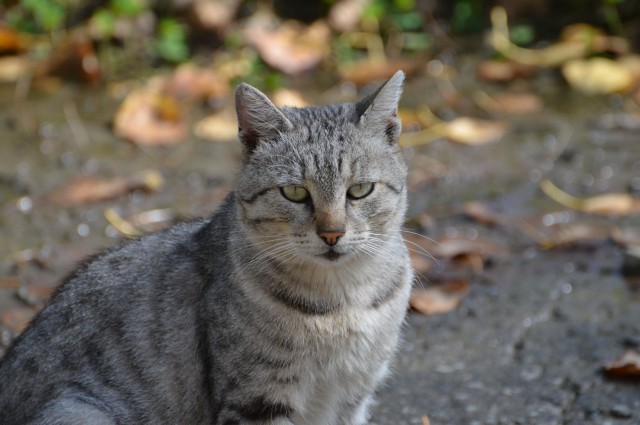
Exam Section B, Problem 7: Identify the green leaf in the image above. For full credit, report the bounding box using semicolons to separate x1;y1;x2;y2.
110;0;144;17
510;25;535;46
155;19;188;63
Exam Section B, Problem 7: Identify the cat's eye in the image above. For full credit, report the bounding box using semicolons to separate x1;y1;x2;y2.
347;182;374;199
281;185;310;203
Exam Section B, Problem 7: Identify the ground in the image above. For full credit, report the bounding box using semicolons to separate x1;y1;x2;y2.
1;61;639;424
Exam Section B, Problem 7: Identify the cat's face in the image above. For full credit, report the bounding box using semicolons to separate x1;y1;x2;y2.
234;72;406;266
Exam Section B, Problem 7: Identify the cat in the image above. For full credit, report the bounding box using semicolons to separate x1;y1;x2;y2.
0;70;413;425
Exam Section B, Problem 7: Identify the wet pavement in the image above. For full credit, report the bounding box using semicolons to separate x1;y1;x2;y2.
1;60;639;424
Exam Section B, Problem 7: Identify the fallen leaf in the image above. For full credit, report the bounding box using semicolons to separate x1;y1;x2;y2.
421;415;432;425
611;227;640;248
48;170;164;205
409;280;470;315
540;179;640;216
399;127;445;147
463;201;505;226
476;59;538;82
163;63;229;102
128;208;176;232
114;89;187;145
189;0;241;32
339;57;420;86
194;111;239;142
408;249;433;276
245;20;330;75
328;0;369;32
40;36;101;84
562;58;636;95
490;7;590;67
104;208;143;237
0;306;36;335
604;350;640;378
0;277;21;289
0;26;25;53
0;56;33;82
271;88;310;108
476;91;543;114
444;117;508;145
537;221;611;249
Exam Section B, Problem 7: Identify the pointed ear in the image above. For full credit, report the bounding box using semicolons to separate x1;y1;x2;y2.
355;70;404;144
235;83;293;154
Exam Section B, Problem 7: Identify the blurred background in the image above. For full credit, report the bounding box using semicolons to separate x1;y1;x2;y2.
1;0;640;423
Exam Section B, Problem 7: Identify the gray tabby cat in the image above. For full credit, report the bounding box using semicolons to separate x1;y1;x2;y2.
0;70;412;425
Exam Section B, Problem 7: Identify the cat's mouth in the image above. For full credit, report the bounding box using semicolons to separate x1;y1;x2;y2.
321;249;342;261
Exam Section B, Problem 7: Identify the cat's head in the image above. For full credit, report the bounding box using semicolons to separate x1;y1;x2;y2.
234;71;407;266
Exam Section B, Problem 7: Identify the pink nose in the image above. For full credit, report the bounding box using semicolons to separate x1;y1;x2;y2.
318;231;345;246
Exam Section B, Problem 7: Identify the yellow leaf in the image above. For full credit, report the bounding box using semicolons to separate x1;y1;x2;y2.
540;179;639;215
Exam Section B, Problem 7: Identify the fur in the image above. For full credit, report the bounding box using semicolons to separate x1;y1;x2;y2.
0;71;412;425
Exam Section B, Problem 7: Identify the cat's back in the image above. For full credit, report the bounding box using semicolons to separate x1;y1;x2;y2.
0;203;233;424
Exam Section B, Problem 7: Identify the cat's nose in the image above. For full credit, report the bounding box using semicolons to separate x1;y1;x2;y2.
318;230;345;246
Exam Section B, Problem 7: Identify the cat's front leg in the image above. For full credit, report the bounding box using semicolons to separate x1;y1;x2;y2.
336;392;375;425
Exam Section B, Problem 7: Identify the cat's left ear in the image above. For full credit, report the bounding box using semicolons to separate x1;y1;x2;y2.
235;83;293;155
355;70;404;145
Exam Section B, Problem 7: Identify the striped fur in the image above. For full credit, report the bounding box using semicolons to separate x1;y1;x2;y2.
0;71;412;424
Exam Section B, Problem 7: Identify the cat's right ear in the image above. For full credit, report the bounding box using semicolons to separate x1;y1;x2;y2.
235;83;293;155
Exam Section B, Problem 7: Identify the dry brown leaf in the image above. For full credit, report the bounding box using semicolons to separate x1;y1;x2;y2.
48;170;164;205
40;37;101;84
194;112;239;142
163;63;229;102
409;280;470;315
0;56;33;82
271;88;310;108
408;250;433;276
540;179;640;216
463;201;505;226
399;127;445;147
604;350;640;378
0;306;36;335
114;89;187;145
611;227;640;248
476;60;538;82
245;20;330;75
537;221;611;249
434;235;509;259
478;91;543;114
421;415;431;425
0;276;21;289
189;0;241;32
339;57;420;86
445;117;508;145
0;26;25;53
328;0;369;32
562;58;636;95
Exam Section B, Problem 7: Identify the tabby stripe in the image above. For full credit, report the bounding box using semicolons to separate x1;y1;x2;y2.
264;286;340;315
231;396;293;420
240;188;271;204
369;275;405;309
382;182;403;194
251;351;293;369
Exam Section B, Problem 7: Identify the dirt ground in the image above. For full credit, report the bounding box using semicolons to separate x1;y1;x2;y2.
1;65;639;424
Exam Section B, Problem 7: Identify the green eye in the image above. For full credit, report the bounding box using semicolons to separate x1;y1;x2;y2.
347;182;374;199
281;185;310;203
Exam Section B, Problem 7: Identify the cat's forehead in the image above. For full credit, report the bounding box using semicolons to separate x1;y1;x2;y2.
282;104;357;140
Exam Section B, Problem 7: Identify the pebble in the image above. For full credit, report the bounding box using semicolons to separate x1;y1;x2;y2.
609;404;633;419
